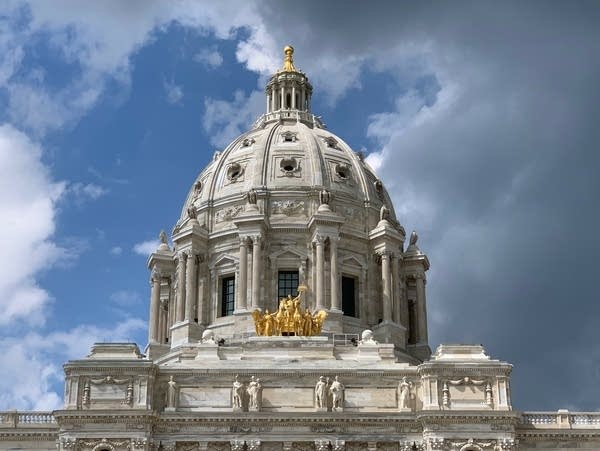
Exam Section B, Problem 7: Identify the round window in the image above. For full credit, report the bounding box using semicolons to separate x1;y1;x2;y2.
335;164;350;180
280;158;298;174
227;163;243;181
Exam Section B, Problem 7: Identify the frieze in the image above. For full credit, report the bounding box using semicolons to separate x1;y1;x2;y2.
215;205;244;223
272;200;305;216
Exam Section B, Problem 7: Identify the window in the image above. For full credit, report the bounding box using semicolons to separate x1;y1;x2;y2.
342;275;357;317
408;299;417;344
278;271;299;299
221;276;235;317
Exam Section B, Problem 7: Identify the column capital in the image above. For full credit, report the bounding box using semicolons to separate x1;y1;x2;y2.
239;235;251;246
250;234;262;244
150;268;162;282
177;250;188;261
312;234;326;245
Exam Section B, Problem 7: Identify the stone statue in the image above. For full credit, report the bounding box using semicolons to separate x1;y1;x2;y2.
329;376;344;411
166;376;177;409
409;230;418;246
319;189;331;205
398;376;412;410
247;188;257;205
315;376;328;409
379;205;389;222
201;329;216;344
247;376;263;411
232;375;245;410
359;329;378;345
187;205;197;220
159;230;168;244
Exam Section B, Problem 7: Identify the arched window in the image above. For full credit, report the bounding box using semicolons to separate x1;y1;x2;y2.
286;93;291;109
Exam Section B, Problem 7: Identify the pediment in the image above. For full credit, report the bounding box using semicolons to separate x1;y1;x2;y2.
209;254;237;269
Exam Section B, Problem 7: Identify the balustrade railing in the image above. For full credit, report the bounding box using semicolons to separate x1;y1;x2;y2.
521;411;600;428
0;411;56;427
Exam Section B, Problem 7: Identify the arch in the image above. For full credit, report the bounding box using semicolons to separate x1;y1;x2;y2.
460;444;483;451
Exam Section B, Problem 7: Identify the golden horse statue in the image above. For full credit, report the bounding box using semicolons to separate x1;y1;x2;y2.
252;286;327;337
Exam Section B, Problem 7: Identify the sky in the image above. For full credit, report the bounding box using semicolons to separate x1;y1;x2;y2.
1;0;599;412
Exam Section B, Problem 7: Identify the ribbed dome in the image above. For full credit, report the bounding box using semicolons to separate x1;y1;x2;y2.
176;45;400;236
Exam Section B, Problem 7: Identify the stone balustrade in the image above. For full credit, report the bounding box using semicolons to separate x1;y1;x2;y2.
0;411;56;427
521;411;600;428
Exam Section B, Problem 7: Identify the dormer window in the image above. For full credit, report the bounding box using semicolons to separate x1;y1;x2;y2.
280;157;300;176
281;131;298;143
227;162;244;182
325;137;338;149
335;163;352;180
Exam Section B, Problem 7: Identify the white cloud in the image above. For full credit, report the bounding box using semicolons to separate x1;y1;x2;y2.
0;318;146;410
109;289;141;306
0;124;66;326
202;90;264;148
193;48;223;68
65;182;108;204
133;239;159;256
110;246;122;255
164;79;183;105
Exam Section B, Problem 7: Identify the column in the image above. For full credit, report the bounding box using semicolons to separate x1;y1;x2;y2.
148;272;161;343
185;251;196;322
381;252;392;322
251;235;262;309
291;86;296;109
266;91;270;113
196;262;205;324
330;238;341;311
176;252;187;323
314;235;325;309
392;255;400;324
280;86;284;110
158;301;166;343
416;273;428;343
237;237;248;311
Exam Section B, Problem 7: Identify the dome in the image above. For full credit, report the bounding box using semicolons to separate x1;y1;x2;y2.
176;54;400;237
148;46;430;363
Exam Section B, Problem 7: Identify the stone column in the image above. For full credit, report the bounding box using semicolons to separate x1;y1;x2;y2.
381;252;392;322
266;91;270;113
251;235;262;309
196;260;205;324
292;85;296;109
416;273;428;343
176;252;187;323
330;238;341;311
185;251;197;322
314;235;325;309
280;86;284;110
237;237;248;311
392;255;400;324
148;272;161;343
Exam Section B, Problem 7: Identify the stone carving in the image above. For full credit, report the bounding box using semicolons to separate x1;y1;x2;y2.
232;375;245;411
230;441;245;451
486;382;493;407
331;441;345;451
246;440;261;451
410;230;418;246
315;376;328;409
159;230;168;244
319;189;331;205
246;376;263;411
241;137;255;147
80;438;130;451
82;380;90;406
201;329;216;344
334;163;352;181
247;188;257;205
400;442;424;451
187;205;198;220
442;381;450;408
398;376;413;411
281;131;298;142
315;441;330;451
379;205;390;222
166;376;178;409
226;162;244;182
280;157;301;176
449;438;495;451
324;136;338;149
272;199;305;216
124;380;134;406
252;290;327;336
329;376;344;411
342;206;364;223
359;329;378;345
215;205;244;223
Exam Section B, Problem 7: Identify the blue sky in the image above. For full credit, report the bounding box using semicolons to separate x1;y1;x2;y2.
1;1;600;412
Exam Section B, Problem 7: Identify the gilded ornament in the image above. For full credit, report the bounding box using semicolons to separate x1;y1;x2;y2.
252;286;327;336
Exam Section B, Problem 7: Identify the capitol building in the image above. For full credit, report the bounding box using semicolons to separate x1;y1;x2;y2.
2;47;599;451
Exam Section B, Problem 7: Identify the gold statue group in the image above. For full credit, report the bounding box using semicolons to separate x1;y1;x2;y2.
252;288;327;337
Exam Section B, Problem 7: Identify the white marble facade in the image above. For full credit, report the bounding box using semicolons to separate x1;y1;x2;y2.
2;47;600;451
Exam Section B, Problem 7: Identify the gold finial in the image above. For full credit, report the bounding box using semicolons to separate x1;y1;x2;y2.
282;45;297;72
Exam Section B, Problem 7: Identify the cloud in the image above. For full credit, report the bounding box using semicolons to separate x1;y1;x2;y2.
133;239;159;256
65;182;108;204
0;318;146;410
0;124;66;327
193;48;223;68
109;289;141;307
110;246;122;255
202;89;264;148
163;79;183;105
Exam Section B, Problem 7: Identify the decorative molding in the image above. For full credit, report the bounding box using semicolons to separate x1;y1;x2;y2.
272;200;305;216
215;205;244;223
